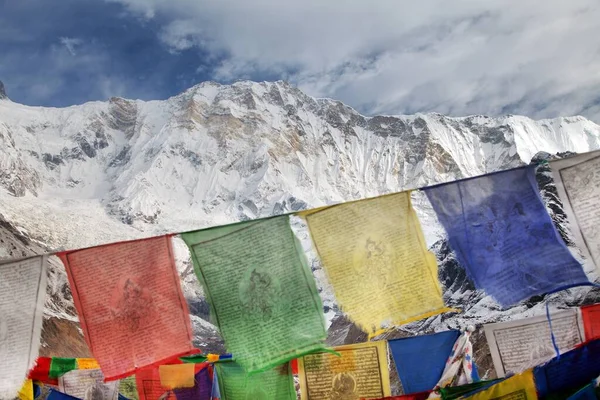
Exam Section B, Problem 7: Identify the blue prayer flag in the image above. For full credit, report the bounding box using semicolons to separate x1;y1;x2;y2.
424;166;588;307
534;339;600;398
47;389;80;400
389;330;461;394
566;383;598;400
211;367;221;399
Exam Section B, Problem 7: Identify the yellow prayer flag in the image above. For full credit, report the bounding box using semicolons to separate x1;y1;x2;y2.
298;341;391;400
304;191;454;334
465;370;538;399
76;358;100;370
158;364;195;390
17;379;33;400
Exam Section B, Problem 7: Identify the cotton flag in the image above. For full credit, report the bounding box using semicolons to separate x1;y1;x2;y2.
18;379;34;400
297;341;391;400
424;166;589;307
215;362;296;400
158;364;195;389
551;150;600;269
173;366;213;400
77;358;101;370
47;389;81;400
181;216;327;374
0;256;47;400
581;303;600;341
58;368;119;400
28;357;58;385
135;366;176;400
389;330;460;394
304;191;453;334
461;370;537;399
58;236;195;381
566;383;598;400
49;358;77;379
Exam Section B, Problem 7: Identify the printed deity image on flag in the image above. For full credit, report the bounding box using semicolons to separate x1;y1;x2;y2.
424;166;589;307
181;216;327;374
303;191;452;334
58;236;195;381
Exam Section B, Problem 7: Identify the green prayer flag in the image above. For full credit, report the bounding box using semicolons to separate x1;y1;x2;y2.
118;376;139;400
181;216;327;374
48;358;77;378
439;379;501;399
215;361;296;400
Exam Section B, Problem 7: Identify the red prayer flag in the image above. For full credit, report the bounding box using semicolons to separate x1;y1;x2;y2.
582;303;600;341
58;236;195;381
28;357;58;385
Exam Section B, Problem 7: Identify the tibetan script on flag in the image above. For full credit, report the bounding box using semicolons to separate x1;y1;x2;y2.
58;369;119;400
581;303;600;341
304;191;452;334
551;150;600;269
297;341;391;400
215;362;296;400
0;256;47;400
424;166;588;307
58;236;195;380
462;370;537;399
182;216;327;374
484;309;584;377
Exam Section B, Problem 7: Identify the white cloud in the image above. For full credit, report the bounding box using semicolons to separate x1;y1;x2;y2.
109;0;600;121
59;37;83;56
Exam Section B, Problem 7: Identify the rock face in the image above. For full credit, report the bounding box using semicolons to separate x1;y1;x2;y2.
0;80;600;390
0;80;7;100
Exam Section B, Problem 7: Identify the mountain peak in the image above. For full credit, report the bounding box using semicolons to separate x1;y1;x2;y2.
0;80;7;100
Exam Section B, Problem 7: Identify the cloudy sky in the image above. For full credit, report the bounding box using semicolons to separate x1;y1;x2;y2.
2;0;600;121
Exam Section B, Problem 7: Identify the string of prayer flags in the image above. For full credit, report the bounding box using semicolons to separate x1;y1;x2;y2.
158;364;195;390
484;308;585;377
181;216;327;374
550;150;600;269
297;341;391;400
388;330;460;394
214;361;296;400
430;328;478;395
49;357;78;378
303;191;454;335
460;370;538;399
58;236;195;381
581;304;600;341
0;256;48;400
59;368;119;400
533;339;600;399
28;357;59;385
424;166;589;307
172;366;213;400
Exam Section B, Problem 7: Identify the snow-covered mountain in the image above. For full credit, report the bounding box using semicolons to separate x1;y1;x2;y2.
1;79;600;386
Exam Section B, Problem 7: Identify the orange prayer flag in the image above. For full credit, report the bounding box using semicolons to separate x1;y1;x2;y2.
58;236;195;381
75;358;99;370
581;303;600;341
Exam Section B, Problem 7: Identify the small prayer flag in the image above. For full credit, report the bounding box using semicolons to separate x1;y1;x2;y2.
534;339;600;399
49;358;77;379
424;166;589;307
173;366;213;400
59;368;119;400
297;341;391;400
58;236;195;380
389;330;460;394
304;191;453;334
439;380;502;400
431;329;478;392
159;364;195;390
76;358;100;370
118;376;138;400
581;303;600;341
28;357;59;385
182;216;327;374
462;370;537;399
18;379;33;400
211;367;220;399
135;367;176;400
215;361;295;400
0;256;47;400
47;389;81;400
566;383;598;400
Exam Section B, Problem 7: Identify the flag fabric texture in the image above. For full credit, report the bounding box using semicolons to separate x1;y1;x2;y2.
47;389;81;400
439;380;502;400
49;358;77;379
28;357;58;385
424;166;588;307
181;216;327;374
566;383;599;400
388;330;460;394
76;358;100;370
214;361;296;400
430;328;478;397
159;364;195;389
58;236;195;380
534;339;600;399
17;379;33;400
173;366;213;400
304;191;453;335
461;370;537;399
581;304;600;341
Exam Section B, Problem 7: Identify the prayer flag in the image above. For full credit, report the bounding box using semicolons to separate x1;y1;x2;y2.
135;367;176;400
211;367;220;399
159;364;195;389
551;150;600;269
77;358;100;370
462;370;537;399
47;389;80;400
297;341;391;400
215;361;296;400
304;191;453;334
173;366;213;400
118;376;138;400
389;330;460;394
181;216;327;374
18;379;33;400
59;368;119;400
566;383;598;400
58;236;195;380
534;339;600;399
49;358;77;379
431;329;478;393
0;256;47;400
581;303;600;341
439;380;502;400
424;166;588;307
28;357;59;385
